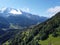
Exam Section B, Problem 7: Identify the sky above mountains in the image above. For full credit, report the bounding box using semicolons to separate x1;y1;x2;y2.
0;0;60;17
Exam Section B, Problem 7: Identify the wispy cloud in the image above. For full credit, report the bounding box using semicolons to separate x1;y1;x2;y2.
47;6;60;13
21;8;31;12
47;6;60;17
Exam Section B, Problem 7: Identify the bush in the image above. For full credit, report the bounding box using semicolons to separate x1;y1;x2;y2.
52;32;58;37
40;33;48;40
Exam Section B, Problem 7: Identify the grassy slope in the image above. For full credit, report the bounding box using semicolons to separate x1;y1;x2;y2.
3;35;60;45
38;35;60;45
2;12;60;45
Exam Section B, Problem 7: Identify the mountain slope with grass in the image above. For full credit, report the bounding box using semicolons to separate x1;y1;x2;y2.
2;12;60;45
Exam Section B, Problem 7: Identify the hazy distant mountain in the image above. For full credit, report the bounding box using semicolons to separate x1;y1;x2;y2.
0;8;47;28
0;16;10;29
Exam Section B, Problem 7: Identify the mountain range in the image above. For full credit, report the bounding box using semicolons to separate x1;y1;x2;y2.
2;12;60;45
0;8;60;45
0;8;47;29
0;8;48;44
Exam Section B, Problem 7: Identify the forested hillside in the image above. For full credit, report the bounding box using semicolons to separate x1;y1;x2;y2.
3;12;60;45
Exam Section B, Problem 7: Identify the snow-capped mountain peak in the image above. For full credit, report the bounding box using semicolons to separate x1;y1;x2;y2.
0;8;22;15
9;9;22;14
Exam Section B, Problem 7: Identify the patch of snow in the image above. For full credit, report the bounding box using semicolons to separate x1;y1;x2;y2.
9;9;22;14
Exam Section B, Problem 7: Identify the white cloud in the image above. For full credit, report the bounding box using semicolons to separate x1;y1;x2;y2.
47;6;60;13
21;8;30;12
0;7;7;12
47;6;60;17
26;8;30;12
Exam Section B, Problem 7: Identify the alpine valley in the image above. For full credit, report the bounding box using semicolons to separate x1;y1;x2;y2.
0;8;47;45
0;8;60;45
2;12;60;45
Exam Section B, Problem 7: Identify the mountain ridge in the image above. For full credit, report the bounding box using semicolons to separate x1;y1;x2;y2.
3;12;60;45
0;8;48;28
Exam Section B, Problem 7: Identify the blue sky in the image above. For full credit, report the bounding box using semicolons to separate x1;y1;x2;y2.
0;0;60;17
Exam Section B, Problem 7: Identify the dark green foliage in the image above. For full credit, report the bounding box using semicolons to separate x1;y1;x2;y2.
52;31;58;37
2;12;60;45
40;33;48;40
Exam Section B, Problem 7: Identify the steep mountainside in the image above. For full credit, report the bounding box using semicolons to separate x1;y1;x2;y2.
3;12;60;45
0;8;47;45
0;8;47;28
